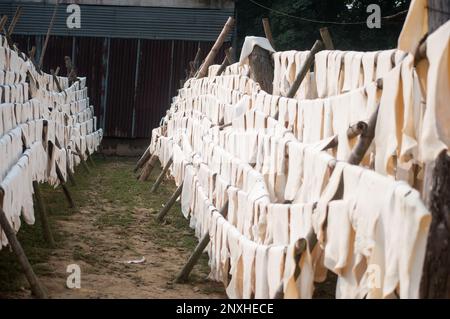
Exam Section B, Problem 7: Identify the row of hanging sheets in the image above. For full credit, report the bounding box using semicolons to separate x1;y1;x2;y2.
146;21;449;299
0;34;103;249
146;56;411;299
150;90;430;300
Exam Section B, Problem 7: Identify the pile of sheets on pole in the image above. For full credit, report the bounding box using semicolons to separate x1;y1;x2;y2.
143;19;450;299
0;34;103;248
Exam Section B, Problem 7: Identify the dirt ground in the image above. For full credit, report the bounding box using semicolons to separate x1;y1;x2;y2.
0;156;225;298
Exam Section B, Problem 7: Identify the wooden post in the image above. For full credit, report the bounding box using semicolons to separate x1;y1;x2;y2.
32;181;55;247
87;152;96;167
248;45;274;94
150;157;173;193
286;40;324;98
75;146;91;174
215;47;233;76
50;68;63;93
7;6;22;36
323;121;368;151
66;162;76;186
319;27;334;50
0;190;47;298
55;164;75;208
189;47;202;78
134;146;151;173
262;18;275;49
196;17;235;79
347;106;379;165
65;56;79;86
39;2;58;69
138;154;158;181
0;16;8;31
156;182;184;223
419;1;450;299
174;201;228;283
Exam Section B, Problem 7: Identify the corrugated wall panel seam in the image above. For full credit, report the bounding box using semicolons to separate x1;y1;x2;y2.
0;3;234;41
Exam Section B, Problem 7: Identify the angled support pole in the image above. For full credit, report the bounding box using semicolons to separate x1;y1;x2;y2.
0;190;47;299
32;181;55;247
150;156;173;193
174;201;229;283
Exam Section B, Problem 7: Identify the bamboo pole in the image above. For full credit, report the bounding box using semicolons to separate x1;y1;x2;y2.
347;105;379;165
7;6;22;36
150;157;173;193
319;27;334;50
196;17;235;79
138;154;158;181
39;2;58;69
262;18;275;49
322;121;368;151
0;16;8;31
55;163;75;208
286;40;324;99
0;190;47;298
32;181;55;247
87;152;96;167
215;47;233;76
134;146;151;173
50;68;63;93
156;182;184;223
66;162;76;186
174;201;229;283
75;146;90;174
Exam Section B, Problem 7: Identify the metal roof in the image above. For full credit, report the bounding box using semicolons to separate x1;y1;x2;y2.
0;1;235;41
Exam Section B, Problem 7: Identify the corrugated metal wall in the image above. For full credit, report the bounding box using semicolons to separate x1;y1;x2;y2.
2;2;235;138
0;1;234;41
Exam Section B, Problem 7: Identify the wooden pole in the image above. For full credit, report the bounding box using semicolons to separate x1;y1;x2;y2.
262;18;275;49
196;17;235;79
174;201;229;283
150;157;173;193
134;146;151;173
323;121;368;151
286;40;324;98
215;47;233;76
319;27;334;50
0;16;8;31
347;105;379;165
156;182;184;223
419;1;450;299
7;6;22;36
138;154;158;181
75;146;91;174
32;181;55;247
39;2;58;69
0;190;47;298
189;47;202;78
55;164;75;208
50;68;63;93
87;152;96;167
66;162;76;186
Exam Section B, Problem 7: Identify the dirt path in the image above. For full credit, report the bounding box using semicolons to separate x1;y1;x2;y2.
0;157;225;299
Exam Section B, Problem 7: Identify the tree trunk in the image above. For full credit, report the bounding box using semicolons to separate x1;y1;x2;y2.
248;45;274;94
419;2;450;299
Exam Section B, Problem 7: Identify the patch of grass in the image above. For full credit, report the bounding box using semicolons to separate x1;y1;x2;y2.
0;155;216;297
